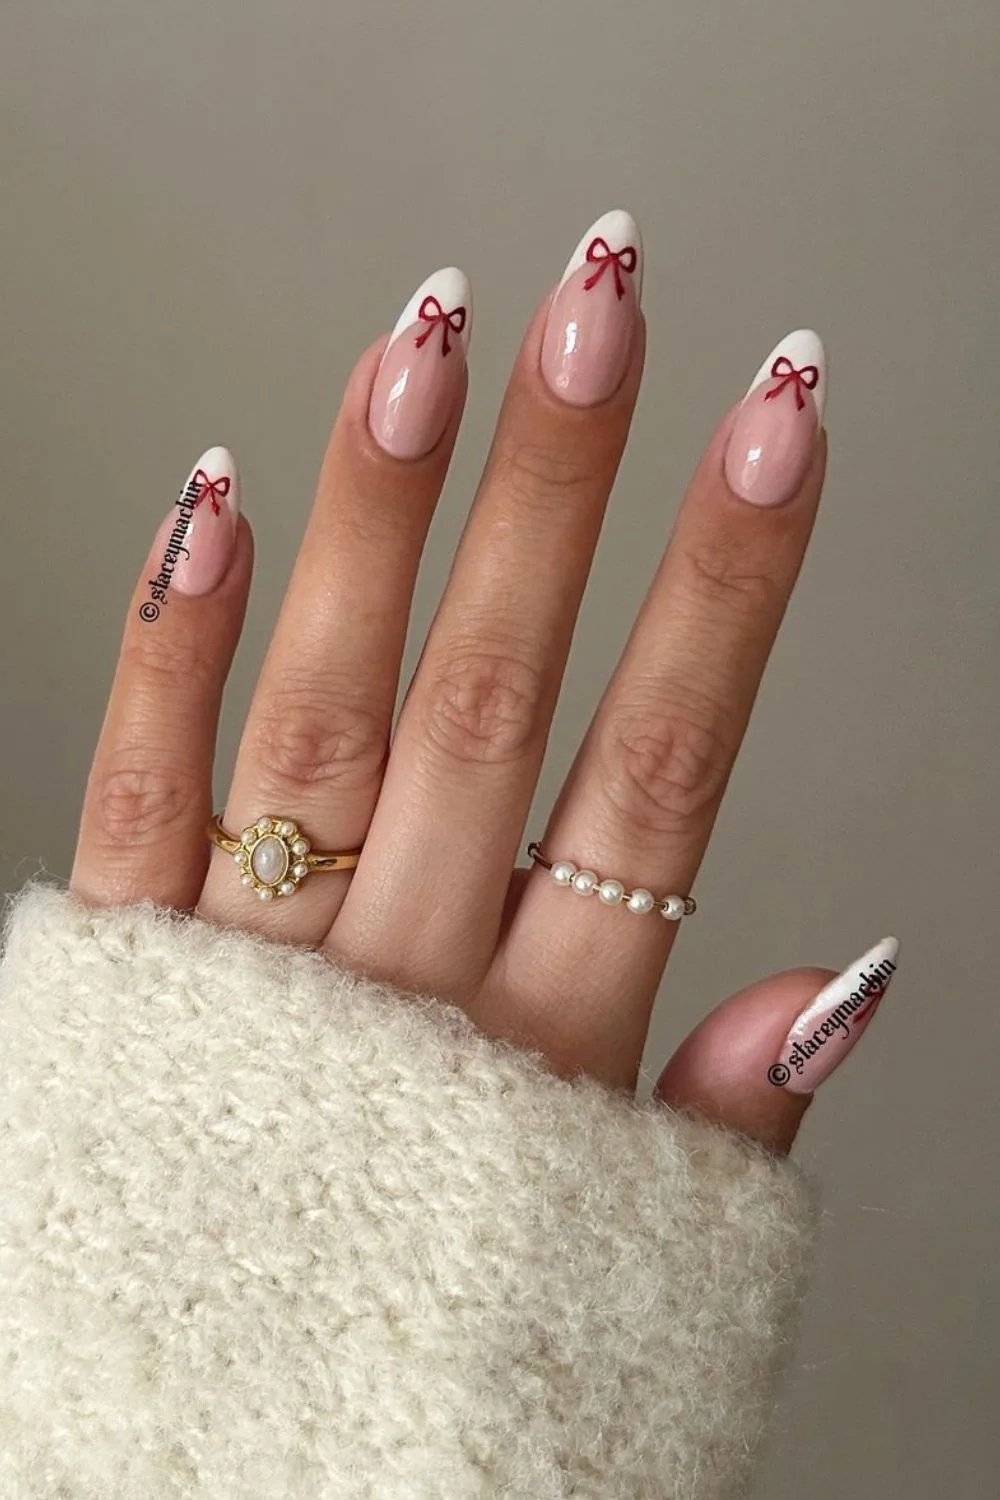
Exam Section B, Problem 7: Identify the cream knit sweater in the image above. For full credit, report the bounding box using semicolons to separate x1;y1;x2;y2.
0;884;817;1498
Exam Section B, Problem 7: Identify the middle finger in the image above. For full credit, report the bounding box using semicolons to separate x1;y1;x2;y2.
331;210;645;997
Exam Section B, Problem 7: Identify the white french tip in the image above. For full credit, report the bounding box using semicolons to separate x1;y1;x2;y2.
384;266;473;357
556;208;643;303
863;935;900;970
744;328;827;423
791;935;901;1035
182;446;240;514
825;936;901;1007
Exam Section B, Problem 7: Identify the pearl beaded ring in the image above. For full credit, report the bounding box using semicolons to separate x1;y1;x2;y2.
526;843;696;919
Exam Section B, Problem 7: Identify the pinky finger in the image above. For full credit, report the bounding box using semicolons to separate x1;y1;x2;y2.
71;447;251;910
654;937;901;1154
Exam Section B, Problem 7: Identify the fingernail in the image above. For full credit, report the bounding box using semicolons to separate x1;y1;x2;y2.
724;329;826;507
540;209;642;407
147;446;240;601
368;266;472;460
774;936;900;1095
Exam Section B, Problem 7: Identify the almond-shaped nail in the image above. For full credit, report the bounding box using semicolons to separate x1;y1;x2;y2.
772;936;900;1095
368;266;472;460
145;446;239;605
724;329;826;507
540;209;642;407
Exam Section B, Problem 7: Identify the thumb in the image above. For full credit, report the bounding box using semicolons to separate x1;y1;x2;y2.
653;938;901;1155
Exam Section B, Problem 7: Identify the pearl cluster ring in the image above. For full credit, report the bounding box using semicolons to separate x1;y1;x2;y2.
207;814;363;901
527;842;696;919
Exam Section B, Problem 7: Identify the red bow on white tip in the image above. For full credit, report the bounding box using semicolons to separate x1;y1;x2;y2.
763;356;819;411
192;470;231;516
582;237;638;300
414;295;467;357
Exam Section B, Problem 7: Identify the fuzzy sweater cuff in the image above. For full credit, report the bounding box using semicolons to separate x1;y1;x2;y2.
0;884;816;1498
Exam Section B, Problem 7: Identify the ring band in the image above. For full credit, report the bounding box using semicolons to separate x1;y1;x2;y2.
208;814;362;902
527;842;696;919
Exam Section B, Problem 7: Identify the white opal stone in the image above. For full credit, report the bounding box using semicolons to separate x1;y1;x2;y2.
572;869;597;894
598;879;625;905
661;895;685;920
627;888;655;914
251;834;288;886
551;861;577;885
291;838;309;856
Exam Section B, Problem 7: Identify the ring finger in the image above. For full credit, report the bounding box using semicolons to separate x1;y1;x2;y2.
495;330;829;1087
331;210;646;997
198;267;472;940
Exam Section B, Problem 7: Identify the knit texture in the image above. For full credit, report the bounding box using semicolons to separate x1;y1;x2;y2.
0;884;816;1499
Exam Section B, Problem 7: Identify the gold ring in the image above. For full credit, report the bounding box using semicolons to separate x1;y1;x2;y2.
207;814;362;902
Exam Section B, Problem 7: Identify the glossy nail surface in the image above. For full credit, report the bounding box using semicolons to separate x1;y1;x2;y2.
724;329;826;507
147;446;239;600
773;936;900;1095
540;209;642;407
368;267;472;460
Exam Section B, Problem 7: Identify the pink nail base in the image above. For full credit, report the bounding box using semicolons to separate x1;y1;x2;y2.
368;323;466;460
146;449;239;603
724;381;819;507
540;263;637;408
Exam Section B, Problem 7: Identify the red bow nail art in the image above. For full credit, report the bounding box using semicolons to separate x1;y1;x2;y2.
414;295;467;357
192;469;231;516
582;236;638;300
763;356;820;412
852;975;887;1026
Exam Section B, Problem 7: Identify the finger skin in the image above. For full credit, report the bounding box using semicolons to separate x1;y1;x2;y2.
653;968;832;1154
494;414;827;1090
199;337;467;942
330;298;646;1000
71;516;253;910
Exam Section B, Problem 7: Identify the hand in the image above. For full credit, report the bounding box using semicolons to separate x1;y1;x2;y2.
70;209;896;1156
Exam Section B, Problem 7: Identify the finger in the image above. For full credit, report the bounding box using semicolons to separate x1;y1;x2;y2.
72;447;251;909
332;211;645;997
654;937;901;1154
498;330;828;1088
198;268;471;939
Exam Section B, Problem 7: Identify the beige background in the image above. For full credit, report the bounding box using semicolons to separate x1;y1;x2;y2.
2;0;998;1493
